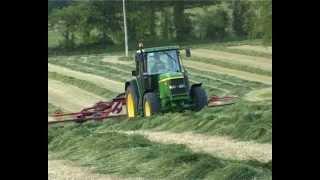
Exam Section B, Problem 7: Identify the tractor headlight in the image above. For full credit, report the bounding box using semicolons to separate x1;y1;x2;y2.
169;85;176;89
169;84;185;89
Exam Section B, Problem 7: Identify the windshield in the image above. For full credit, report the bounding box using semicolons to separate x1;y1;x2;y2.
146;50;181;74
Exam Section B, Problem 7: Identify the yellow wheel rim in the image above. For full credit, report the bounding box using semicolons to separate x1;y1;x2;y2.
144;101;151;117
127;93;135;118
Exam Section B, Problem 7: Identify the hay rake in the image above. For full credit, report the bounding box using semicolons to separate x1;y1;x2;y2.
48;93;237;125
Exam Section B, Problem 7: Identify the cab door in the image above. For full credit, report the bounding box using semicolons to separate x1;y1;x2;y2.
136;53;147;110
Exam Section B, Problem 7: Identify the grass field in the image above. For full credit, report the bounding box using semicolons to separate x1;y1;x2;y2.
48;39;272;179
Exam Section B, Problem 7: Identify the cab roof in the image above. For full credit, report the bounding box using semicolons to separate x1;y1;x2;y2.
142;46;179;53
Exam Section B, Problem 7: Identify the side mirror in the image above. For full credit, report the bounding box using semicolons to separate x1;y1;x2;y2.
185;48;191;57
132;70;137;76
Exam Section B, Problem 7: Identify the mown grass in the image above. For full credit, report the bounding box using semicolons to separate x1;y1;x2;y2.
95;100;272;143
187;39;272;59
48;71;118;99
48;49;271;143
48;124;271;180
186;55;272;77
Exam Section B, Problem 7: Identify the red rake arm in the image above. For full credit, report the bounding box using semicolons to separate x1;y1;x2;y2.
49;93;126;124
208;95;238;107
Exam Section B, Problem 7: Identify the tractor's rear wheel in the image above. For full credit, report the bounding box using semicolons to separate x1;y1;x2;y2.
126;85;138;118
143;93;160;117
191;86;208;111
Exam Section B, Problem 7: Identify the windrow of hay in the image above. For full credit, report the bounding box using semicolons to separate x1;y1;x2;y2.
121;130;271;163
48;125;272;180
98;100;272;143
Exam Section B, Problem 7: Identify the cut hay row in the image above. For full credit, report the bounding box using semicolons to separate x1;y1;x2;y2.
48;79;105;112
121;130;272;163
48;63;123;93
184;61;272;85
190;54;272;72
49;127;272;179
244;87;272;102
192;48;272;64
228;45;272;54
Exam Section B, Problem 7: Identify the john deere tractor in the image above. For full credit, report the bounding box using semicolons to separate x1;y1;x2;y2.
125;45;208;118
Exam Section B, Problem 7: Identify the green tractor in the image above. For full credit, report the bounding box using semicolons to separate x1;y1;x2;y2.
49;45;237;124
125;45;208;118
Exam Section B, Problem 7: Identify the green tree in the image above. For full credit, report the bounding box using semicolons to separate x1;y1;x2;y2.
231;0;254;37
200;7;230;41
249;0;272;45
49;4;82;49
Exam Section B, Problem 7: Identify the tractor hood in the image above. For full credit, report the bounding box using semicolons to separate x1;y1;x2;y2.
158;72;188;101
158;72;184;83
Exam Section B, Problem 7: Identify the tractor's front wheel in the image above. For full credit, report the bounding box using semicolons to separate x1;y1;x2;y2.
126;85;138;118
143;93;160;117
191;86;208;111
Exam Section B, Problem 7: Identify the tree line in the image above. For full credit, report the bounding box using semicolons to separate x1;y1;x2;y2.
48;0;272;49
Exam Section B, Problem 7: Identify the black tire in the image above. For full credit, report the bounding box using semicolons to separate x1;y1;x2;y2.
191;86;208;111
126;85;138;118
143;92;160;117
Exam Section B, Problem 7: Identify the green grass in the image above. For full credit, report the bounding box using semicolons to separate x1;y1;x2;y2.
95;100;272;143
48;124;272;180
